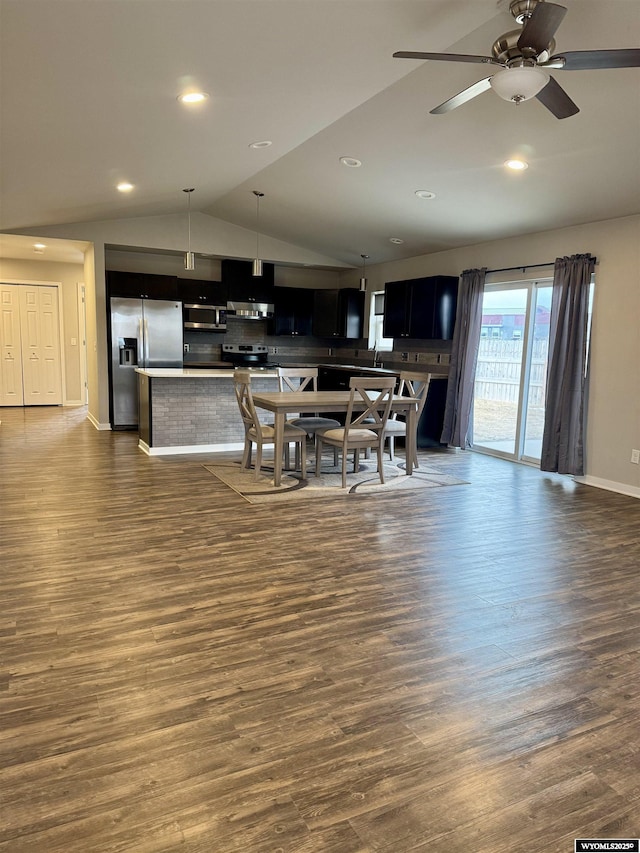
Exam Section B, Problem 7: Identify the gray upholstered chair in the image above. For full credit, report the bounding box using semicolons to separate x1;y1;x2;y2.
277;367;340;468
233;369;307;480
383;370;432;467
315;376;395;488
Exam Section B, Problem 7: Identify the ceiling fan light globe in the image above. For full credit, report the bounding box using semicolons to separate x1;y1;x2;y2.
490;65;549;102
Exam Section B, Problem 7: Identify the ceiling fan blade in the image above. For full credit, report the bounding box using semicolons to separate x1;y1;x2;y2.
547;48;640;71
535;75;579;119
393;50;502;67
518;2;567;56
430;77;493;115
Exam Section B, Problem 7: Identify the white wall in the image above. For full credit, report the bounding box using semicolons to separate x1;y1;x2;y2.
105;248;342;289
0;257;85;403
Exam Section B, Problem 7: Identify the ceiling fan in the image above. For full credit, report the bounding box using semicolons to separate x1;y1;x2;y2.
394;0;640;119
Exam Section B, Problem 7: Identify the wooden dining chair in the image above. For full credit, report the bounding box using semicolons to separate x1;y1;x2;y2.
383;370;432;467
315;376;395;488
277;367;340;468
232;369;307;480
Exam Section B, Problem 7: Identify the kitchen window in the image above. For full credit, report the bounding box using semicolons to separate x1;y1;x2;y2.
368;291;393;352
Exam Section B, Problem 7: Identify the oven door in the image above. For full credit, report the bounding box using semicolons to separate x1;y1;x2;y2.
183;303;227;331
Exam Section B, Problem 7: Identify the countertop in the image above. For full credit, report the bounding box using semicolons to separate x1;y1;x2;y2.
136;363;448;379
135;367;279;378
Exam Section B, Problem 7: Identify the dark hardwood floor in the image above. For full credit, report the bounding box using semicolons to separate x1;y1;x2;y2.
1;405;639;852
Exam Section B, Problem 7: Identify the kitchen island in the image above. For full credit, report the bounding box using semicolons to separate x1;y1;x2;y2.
135;367;279;455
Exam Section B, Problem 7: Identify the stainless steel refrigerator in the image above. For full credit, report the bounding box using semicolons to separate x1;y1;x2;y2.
109;297;183;428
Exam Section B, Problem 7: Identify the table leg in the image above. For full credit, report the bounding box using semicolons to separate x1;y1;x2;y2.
272;411;284;487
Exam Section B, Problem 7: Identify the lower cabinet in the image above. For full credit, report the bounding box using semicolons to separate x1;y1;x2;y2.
417;376;448;447
318;365;448;446
317;365;392;422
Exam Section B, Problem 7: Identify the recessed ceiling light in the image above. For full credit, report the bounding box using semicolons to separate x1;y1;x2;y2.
389;237;404;244
340;156;362;168
177;91;209;104
415;190;436;200
249;140;272;149
504;158;528;171
117;182;134;192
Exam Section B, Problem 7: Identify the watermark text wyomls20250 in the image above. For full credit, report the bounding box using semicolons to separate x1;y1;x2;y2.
575;841;639;853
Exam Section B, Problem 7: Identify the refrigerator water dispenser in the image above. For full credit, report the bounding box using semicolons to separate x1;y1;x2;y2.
118;338;138;366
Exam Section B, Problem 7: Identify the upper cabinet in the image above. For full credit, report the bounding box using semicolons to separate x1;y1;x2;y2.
106;271;179;301
313;288;364;339
383;275;458;340
221;259;275;304
271;286;314;336
177;279;227;305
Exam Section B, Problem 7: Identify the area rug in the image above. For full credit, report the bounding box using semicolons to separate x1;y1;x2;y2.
202;458;468;504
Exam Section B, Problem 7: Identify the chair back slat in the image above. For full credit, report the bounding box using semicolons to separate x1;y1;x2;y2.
345;376;395;433
277;367;318;393
397;370;432;419
233;369;264;438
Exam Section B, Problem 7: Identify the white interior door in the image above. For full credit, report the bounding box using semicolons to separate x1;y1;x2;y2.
18;285;63;405
0;284;25;406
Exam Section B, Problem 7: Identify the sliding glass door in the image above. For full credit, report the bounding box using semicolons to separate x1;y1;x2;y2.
472;281;552;463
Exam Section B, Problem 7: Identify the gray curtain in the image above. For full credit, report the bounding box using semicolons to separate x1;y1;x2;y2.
440;267;486;448
540;253;595;475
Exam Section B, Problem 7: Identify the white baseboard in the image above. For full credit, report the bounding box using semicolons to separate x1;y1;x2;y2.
138;440;245;456
87;411;111;431
576;475;640;499
64;400;86;407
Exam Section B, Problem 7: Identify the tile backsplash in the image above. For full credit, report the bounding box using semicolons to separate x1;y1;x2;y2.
183;315;451;372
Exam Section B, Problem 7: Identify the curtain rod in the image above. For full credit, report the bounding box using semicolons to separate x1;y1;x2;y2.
485;258;598;275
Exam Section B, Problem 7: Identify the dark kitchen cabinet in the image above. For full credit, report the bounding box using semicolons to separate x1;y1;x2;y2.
177;279;227;305
313;288;364;339
317;364;397;422
383;279;414;339
221;259;275;304
319;366;448;447
106;271;179;300
417;376;448;447
383;275;458;340
271;286;314;336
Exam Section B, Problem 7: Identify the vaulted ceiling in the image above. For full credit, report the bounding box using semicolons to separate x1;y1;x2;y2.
1;0;638;267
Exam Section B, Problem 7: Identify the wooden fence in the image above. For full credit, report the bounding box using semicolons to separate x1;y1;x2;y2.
475;339;548;406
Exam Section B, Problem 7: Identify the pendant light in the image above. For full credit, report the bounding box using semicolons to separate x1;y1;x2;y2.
183;187;195;271
359;254;369;292
252;190;264;277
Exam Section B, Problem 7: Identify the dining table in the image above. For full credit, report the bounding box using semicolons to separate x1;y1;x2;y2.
250;389;419;487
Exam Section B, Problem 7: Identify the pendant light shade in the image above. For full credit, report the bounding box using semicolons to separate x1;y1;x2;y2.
359;254;369;292
252;190;264;277
183;188;195;271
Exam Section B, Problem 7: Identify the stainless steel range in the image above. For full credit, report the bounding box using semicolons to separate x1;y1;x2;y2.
221;343;278;369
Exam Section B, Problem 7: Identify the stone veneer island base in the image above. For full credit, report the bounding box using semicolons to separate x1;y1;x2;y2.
135;368;279;455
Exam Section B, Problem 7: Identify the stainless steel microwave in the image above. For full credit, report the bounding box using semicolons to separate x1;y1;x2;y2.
183;303;227;331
